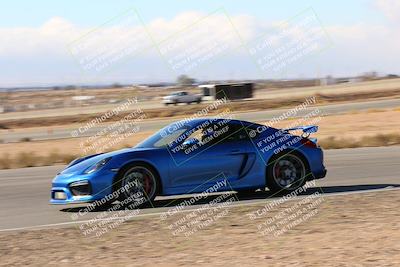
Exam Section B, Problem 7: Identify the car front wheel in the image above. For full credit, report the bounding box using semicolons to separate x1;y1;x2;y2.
117;164;159;208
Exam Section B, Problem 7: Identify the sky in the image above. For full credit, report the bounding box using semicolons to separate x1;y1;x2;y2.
0;0;399;87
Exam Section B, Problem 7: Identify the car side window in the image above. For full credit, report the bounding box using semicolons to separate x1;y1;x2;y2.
202;122;250;146
185;128;204;143
224;124;250;142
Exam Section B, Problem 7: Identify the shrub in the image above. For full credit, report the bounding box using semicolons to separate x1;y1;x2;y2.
0;153;11;169
320;133;400;149
16;152;37;168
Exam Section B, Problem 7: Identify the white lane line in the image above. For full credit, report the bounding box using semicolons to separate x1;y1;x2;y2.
0;186;399;233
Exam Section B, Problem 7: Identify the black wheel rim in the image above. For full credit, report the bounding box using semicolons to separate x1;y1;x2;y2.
272;154;306;189
121;166;156;204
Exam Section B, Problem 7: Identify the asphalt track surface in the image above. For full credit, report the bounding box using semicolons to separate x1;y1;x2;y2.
0;146;399;231
1;98;400;143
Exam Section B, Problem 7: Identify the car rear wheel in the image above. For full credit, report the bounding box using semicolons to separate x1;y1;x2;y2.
117;164;159;208
267;152;307;194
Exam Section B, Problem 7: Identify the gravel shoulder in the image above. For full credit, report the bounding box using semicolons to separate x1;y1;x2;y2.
1;189;399;266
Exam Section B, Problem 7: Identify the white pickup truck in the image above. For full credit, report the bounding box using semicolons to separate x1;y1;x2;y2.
162;91;202;105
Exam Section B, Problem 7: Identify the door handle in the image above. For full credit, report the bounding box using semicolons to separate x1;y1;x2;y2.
230;149;241;153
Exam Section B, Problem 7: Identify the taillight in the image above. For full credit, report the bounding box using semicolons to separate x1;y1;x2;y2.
300;138;318;148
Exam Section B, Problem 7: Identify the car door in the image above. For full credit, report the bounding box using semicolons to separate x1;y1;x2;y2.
180;92;191;103
168;121;256;193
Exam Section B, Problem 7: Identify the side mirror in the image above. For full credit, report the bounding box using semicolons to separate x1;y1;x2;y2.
182;138;199;148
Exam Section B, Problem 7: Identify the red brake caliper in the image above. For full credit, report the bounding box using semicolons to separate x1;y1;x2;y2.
143;173;151;194
274;165;281;178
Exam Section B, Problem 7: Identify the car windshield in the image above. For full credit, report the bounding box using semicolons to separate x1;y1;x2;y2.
135;123;190;148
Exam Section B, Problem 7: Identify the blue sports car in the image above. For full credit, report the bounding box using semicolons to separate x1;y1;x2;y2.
50;118;326;206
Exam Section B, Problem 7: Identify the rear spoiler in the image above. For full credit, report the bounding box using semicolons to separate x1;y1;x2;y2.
285;125;318;138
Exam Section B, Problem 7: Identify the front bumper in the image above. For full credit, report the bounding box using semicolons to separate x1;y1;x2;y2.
51;187;99;204
50;169;116;204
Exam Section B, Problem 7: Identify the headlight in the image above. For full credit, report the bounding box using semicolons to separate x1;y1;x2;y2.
84;157;112;174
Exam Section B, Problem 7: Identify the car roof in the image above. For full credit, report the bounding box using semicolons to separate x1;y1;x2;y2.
175;118;257;128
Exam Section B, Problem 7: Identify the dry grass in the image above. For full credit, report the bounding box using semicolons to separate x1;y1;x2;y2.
0;153;11;169
319;133;400;149
366;108;386;113
0;151;79;169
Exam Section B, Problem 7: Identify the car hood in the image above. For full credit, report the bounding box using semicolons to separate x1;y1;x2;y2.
60;147;156;175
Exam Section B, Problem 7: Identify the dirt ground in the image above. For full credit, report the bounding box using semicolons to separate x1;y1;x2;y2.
1;189;399;266
0;109;399;158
